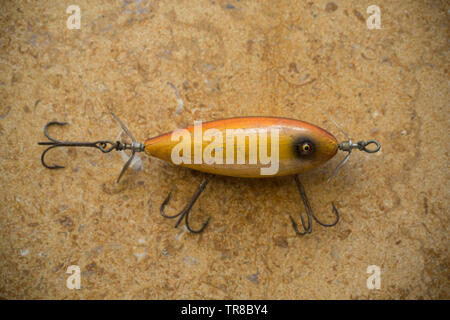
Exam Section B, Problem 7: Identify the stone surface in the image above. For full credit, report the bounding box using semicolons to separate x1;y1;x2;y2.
0;0;448;299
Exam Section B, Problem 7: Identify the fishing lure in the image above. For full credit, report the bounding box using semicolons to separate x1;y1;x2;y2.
38;114;380;235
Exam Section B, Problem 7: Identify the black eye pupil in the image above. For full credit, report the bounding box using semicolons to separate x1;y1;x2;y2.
293;139;314;158
302;143;312;153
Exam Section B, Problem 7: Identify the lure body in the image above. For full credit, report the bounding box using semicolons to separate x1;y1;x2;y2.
145;117;338;178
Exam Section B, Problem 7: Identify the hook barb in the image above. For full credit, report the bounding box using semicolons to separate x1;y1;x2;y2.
160;176;213;233
289;175;339;235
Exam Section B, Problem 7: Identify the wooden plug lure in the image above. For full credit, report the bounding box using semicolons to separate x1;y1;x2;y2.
38;113;380;235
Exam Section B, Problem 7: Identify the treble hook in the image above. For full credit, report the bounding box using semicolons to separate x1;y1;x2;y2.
160;176;213;233
37;113;145;182
160;174;338;236
289;175;339;235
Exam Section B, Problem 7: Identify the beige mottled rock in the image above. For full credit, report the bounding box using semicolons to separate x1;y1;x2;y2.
0;0;448;299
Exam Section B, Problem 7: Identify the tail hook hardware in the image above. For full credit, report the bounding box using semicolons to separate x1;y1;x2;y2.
37;113;145;182
160;175;214;233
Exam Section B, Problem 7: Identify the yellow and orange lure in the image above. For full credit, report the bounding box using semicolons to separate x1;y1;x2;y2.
38;115;380;235
145;117;338;178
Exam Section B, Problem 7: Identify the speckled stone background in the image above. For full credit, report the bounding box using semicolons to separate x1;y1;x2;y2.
0;0;448;299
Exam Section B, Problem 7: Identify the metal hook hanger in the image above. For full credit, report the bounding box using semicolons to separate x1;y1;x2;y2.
37;113;145;182
327;139;381;182
327;116;381;182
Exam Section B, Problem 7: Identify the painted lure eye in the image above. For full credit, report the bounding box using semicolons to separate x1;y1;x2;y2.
295;140;314;156
302;143;311;152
